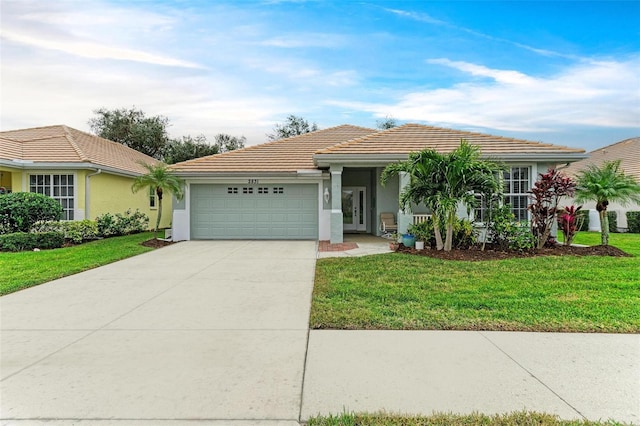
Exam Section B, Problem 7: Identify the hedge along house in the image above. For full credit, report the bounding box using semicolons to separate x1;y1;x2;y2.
0;125;172;227
169;123;587;243
563;137;640;231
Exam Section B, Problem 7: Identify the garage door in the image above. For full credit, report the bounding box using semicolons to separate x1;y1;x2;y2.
190;184;318;239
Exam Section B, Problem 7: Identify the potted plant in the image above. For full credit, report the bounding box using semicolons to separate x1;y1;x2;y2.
388;232;400;250
408;220;432;250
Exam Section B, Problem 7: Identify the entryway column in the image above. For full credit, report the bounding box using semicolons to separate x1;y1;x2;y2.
397;171;412;234
330;165;343;244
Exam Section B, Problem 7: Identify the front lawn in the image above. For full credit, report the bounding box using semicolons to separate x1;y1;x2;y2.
0;232;157;295
311;233;640;333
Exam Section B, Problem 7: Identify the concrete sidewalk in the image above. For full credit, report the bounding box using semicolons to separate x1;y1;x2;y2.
301;330;640;423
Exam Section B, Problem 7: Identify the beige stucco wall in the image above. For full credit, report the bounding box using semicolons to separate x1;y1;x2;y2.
86;172;172;228
0;167;172;229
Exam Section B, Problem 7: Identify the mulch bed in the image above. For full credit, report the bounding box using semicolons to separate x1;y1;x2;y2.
141;238;176;248
395;243;631;261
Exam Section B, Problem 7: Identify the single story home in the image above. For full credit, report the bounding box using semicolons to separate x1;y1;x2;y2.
170;123;587;243
0;125;172;227
564;137;639;231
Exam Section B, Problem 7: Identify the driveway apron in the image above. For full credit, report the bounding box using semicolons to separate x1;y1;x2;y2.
1;241;316;424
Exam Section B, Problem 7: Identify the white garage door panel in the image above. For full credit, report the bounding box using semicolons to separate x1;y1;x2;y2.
190;184;318;239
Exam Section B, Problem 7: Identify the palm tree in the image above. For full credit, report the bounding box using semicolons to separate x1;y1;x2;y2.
382;140;503;251
131;162;185;239
575;160;640;246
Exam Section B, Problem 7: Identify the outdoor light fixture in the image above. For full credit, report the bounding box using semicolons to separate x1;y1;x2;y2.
324;187;330;203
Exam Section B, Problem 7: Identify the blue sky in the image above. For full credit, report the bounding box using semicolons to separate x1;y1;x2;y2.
1;0;638;151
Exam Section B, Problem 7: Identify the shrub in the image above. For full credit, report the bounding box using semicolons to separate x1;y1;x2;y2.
452;219;476;249
488;205;535;252
96;209;149;237
0;192;63;234
627;211;640;233
577;209;590;231
65;220;99;243
527;169;576;249
408;220;434;245
557;205;583;246
0;231;64;252
607;211;618;233
31;220;100;243
408;217;475;249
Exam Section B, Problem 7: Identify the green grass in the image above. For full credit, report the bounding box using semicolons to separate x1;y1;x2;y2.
307;411;628;425
0;232;156;295
311;232;640;333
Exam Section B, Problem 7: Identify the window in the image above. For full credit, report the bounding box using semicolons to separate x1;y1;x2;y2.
503;167;530;221
258;187;269;194
227;187;238;194
30;174;75;220
242;187;254;194
473;167;531;222
273;187;284;194
149;187;157;209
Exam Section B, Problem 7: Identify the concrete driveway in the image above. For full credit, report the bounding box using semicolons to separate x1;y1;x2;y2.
1;241;316;425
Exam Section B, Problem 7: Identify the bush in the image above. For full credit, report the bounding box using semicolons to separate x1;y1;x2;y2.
31;220;100;243
408;217;476;249
607;211;618;233
488;205;535;252
0;192;63;234
65;220;99;243
96;209;149;237
627;211;640;233
577;209;589;231
0;231;64;252
452;219;476;249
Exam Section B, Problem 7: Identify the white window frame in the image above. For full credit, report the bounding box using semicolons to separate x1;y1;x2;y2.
29;173;76;220
473;166;532;223
149;187;157;209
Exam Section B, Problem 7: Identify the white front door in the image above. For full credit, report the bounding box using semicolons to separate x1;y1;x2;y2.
342;187;366;232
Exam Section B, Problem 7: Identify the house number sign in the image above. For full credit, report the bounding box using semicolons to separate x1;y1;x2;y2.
248;179;259;184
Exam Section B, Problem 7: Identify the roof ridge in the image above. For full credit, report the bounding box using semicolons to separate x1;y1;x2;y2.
170;124;377;168
590;136;639;153
62;125;90;162
316;123;408;153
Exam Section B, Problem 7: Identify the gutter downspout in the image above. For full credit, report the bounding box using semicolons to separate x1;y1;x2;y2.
85;169;102;220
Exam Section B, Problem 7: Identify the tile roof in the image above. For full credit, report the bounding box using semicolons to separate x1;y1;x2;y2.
170;124;376;173
0;125;162;175
315;123;586;156
563;137;640;181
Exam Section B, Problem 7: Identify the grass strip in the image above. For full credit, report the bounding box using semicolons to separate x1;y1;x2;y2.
0;232;156;295
307;411;629;425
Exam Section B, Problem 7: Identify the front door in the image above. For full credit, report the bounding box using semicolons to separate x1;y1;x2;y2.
342;187;366;232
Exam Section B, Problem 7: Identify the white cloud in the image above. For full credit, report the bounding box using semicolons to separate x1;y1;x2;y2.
259;33;346;48
2;28;203;69
329;57;640;132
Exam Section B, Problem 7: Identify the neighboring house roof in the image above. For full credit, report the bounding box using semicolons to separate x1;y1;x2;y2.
170;124;376;173
563;137;640;181
316;123;586;157
0;125;162;175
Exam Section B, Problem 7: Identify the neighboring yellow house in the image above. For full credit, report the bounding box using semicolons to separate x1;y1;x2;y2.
0;125;172;228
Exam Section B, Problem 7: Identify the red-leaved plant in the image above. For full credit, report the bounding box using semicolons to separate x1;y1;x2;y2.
557;205;583;246
528;169;577;249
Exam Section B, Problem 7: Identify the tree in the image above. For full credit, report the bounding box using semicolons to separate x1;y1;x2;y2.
164;135;219;164
376;116;398;130
89;107;170;159
381;140;503;251
575;160;640;246
214;133;246;152
527;169;577;249
131;163;185;239
266;115;318;141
